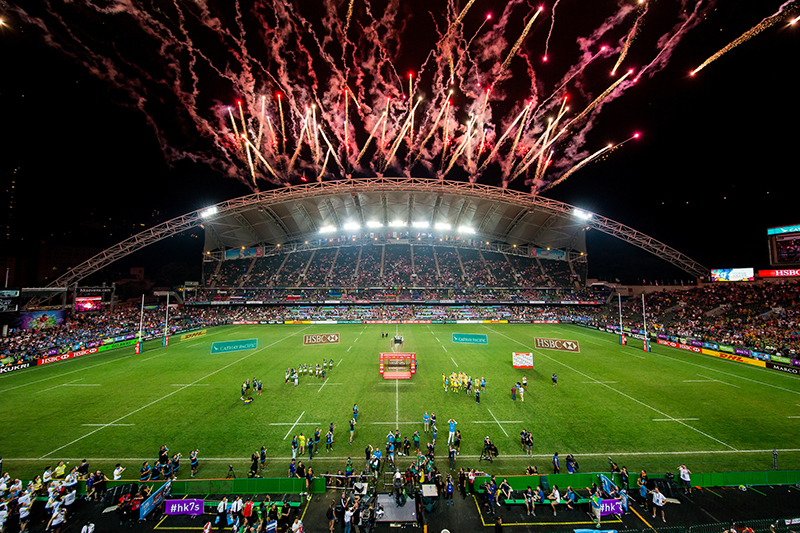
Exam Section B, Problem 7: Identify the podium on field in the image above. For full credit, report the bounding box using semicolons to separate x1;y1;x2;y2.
379;353;417;379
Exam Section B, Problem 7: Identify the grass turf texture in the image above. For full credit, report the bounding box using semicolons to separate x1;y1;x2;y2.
2;323;799;481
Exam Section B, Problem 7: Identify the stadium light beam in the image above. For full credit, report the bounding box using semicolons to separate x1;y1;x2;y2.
319;225;337;233
434;222;452;230
413;221;430;228
390;220;407;227
367;221;383;228
344;222;361;230
458;226;476;234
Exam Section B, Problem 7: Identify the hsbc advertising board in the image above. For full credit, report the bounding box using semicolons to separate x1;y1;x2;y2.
759;269;800;278
37;347;99;366
656;339;701;353
303;333;340;346
534;337;580;353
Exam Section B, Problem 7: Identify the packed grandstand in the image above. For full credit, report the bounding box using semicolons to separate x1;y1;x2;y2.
3;279;798;365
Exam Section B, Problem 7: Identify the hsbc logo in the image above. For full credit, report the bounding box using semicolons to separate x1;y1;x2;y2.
303;333;340;346
534;337;581;353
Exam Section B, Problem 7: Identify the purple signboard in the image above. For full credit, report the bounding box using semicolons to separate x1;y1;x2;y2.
793;359;800;367
165;499;204;516
601;499;624;516
734;348;751;357
688;340;703;347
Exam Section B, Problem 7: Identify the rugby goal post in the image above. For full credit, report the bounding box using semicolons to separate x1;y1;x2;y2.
379;353;416;379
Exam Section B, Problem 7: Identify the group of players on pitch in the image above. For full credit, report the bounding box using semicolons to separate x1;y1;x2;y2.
283;360;334;386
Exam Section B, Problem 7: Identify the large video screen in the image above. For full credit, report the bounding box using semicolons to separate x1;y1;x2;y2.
768;224;800;266
711;268;755;282
75;296;102;311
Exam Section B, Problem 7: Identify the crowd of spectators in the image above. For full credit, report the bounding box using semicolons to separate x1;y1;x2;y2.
459;249;492;287
506;255;547;286
383;245;413;286
412;246;437;286
302;249;337;286
435;248;463;286
482;252;516;286
204;245;586;289
3;281;799;366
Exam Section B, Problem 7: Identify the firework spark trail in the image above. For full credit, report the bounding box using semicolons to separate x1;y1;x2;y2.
543;0;564;61
500;6;544;73
510;95;579;183
692;0;798;75
444;114;478;175
288;109;312;173
383;98;424;172
640;0;715;79
410;94;451;167
502;103;534;180
612;1;650;75
536;134;639;193
553;70;632;146
356;111;387;166
243;137;280;179
475;102;533;175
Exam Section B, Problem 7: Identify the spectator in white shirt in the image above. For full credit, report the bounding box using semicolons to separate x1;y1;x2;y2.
113;464;126;481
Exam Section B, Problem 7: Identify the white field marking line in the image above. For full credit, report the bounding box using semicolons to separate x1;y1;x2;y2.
81;423;135;427
269;422;321;426
683;380;715;383
450;357;458;367
653;418;700;422
283;411;306;441
170;384;210;387
622;350;646;360
435;337;440;342
396;379;399;428
10;448;800;463
318;378;330;393
582;381;618;384
788;416;800;419
0;356;134;394
487;409;509;437
486;326;737;451
563;323;800;392
63;384;100;387
37;378;84;394
370;422;419;425
442;345;448;353
187;341;205;347
471;420;523;424
697;373;740;388
42;326;312;458
0;327;236;383
338;358;343;366
347;346;352;352
353;337;358;343
141;352;170;362
305;382;342;386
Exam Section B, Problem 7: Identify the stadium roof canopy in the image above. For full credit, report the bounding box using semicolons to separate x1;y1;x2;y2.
202;177;591;253
45;177;709;290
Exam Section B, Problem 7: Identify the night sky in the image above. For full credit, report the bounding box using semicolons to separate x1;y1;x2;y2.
2;0;798;286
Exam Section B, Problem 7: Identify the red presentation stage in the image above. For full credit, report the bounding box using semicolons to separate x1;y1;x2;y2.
379;352;417;379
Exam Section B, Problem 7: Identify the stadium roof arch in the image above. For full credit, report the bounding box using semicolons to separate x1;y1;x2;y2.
46;177;709;289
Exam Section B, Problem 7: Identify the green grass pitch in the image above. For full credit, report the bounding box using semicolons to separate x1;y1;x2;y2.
2;323;799;481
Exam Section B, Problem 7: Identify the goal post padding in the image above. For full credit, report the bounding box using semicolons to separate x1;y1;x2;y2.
379;352;416;379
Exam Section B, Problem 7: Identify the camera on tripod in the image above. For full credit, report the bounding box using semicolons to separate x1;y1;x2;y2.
480;437;498;462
